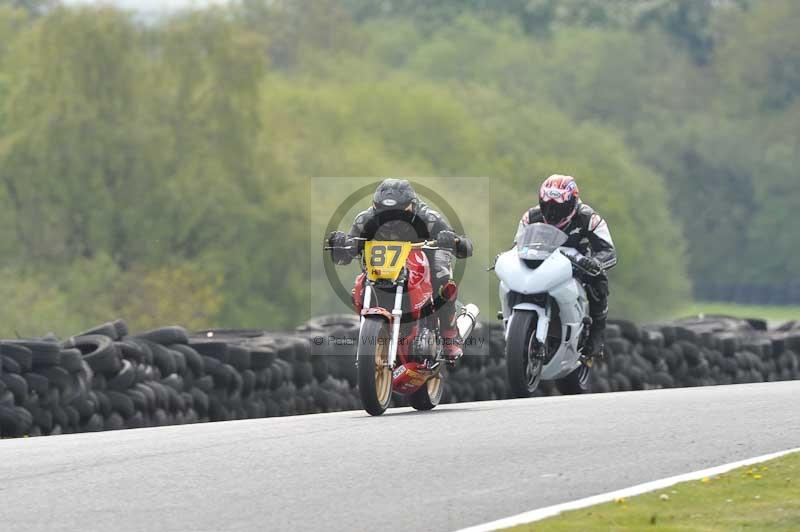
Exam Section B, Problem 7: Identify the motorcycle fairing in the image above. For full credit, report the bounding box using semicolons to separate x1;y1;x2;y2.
392;361;434;395
405;249;433;318
495;248;573;294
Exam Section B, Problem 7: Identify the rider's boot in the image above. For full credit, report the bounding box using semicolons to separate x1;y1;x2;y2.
583;317;606;359
584;280;609;359
438;280;463;362
442;328;463;362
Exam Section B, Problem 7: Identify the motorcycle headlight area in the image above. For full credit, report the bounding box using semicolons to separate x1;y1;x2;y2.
506;291;549;308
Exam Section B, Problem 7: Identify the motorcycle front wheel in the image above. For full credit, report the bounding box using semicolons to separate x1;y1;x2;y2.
357;316;393;416
506;310;543;398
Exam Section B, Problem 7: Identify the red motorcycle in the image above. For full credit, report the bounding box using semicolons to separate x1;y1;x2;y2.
329;238;479;416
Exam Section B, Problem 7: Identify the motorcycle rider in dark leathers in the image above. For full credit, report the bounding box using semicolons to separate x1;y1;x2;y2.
327;179;474;361
517;175;618;358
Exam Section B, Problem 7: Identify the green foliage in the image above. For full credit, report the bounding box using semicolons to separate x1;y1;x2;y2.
630;0;800;284
238;0;360;70
0;268;76;338
0;0;54;16
0;7;151;262
0;255;225;337
0;0;795;335
117;263;224;332
346;0;729;60
716;0;800;111
0;6;307;332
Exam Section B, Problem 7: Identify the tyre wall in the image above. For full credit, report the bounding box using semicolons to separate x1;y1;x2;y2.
1;315;798;437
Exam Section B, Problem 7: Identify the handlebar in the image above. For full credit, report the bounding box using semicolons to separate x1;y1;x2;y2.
559;247;603;277
485;246;604;276
325;239;452;251
324;236;364;251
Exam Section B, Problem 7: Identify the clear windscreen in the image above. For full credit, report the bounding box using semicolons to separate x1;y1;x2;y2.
515;223;568;260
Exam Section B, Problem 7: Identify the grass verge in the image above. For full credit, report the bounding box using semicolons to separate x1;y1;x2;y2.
505;451;800;531
672;302;800;324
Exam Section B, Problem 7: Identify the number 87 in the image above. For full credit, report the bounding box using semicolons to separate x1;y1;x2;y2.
370;245;403;266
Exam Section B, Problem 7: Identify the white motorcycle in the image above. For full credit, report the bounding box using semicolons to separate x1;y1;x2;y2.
494;222;600;398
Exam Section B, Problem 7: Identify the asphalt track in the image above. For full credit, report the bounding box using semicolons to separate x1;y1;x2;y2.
1;381;798;532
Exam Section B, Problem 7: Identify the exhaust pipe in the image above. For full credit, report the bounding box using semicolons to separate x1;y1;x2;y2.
456;303;480;341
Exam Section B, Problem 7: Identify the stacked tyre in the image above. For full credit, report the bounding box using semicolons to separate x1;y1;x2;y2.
3;314;800;438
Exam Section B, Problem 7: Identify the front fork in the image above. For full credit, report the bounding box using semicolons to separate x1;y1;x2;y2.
387;284;404;368
506;301;552;346
359;283;404;369
535;300;552;346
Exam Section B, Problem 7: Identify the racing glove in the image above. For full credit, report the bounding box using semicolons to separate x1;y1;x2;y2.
577;256;603;276
455;235;473;259
436;230;458;251
327;231;357;265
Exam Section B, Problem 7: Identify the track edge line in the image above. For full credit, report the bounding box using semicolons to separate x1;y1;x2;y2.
453;446;800;532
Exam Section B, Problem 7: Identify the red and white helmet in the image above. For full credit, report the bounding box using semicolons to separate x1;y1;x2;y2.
538;174;580;229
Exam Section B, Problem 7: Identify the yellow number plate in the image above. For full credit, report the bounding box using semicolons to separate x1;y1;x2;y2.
364;241;412;282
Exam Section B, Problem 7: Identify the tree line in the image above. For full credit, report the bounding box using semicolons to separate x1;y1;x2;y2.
0;0;796;335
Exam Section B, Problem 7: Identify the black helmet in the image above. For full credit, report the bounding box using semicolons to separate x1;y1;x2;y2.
373;179;416;212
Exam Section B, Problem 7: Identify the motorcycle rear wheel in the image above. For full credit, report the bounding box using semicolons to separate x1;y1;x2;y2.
357;316;393;416
555;363;592;395
410;371;444;411
506;310;543;398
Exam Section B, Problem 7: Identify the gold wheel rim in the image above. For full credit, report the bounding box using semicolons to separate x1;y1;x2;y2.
427;374;442;401
374;326;391;406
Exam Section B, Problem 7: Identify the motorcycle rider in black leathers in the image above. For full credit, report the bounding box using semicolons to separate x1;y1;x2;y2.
517;175;618;358
327;179;474;361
